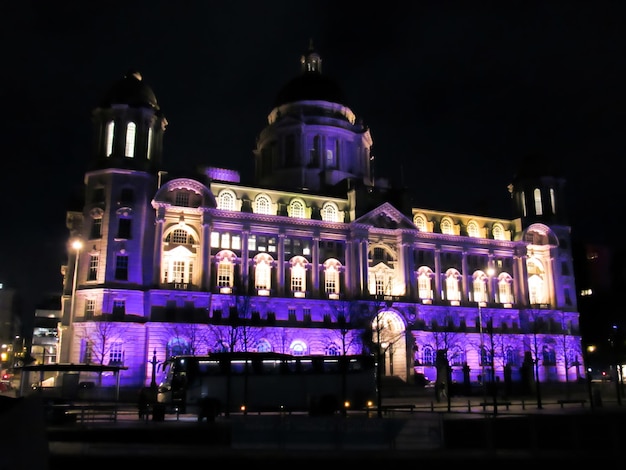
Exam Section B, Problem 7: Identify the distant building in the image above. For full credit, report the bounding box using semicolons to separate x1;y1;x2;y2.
0;284;22;372
57;44;583;390
30;295;62;366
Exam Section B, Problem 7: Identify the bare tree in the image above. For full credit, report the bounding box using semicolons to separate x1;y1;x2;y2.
164;323;209;356
428;308;463;404
323;300;366;355
77;316;130;384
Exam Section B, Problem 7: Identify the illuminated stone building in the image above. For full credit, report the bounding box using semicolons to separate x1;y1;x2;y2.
58;44;583;391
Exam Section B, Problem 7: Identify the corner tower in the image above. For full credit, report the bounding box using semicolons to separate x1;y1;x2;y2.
91;70;167;172
60;71;167;364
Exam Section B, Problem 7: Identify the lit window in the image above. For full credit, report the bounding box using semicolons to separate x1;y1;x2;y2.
105;121;114;156
467;221;479;238
289;200;305;219
88;254;99;281
414;215;426;231
109;342;124;365
321;202;338;222
125;122;136;158
175;192;190;207
85;299;96;319
254;194;272;215
254;254;273;290
147;127;153;159
440;218;454;235
217;190;236;211
534;188;542;216
217;262;232;287
492;224;505;240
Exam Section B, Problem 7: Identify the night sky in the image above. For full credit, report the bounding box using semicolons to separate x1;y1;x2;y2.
1;2;624;315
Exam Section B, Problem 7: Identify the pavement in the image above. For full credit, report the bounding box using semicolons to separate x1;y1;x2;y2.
4;384;626;468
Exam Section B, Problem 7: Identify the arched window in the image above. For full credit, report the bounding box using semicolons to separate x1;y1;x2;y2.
254;194;272;215
440;217;454;235
527;258;546;305
254;253;273;291
321;202;339;222
492;223;505;240
125;122;136;158
325;344;340;356
289;199;305;218
166;228;194;245
255;339;272;352
505;347;519;366
106;121;115;156
323;258;342;297
533;188;543;216
417;266;433;300
472;271;488;303
166;338;191;359
480;345;490;366
497;273;514;304
450;345;465;366
290;256;308;296
290;340;307;356
147;127;153;160
422;346;435;366
467;221;480;238
215;250;236;291
413;214;427;231
217;190;236;211
445;268;461;301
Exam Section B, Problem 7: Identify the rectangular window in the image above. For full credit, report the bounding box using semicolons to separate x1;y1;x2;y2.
81;340;93;364
211;231;220;248
125;123;136;157
217;263;232;287
90;218;102;239
85;299;96;319
112;299;125;317
175;192;190;207
248;235;256;251
109;342;124;365
173;261;185;284
231;235;241;250
115;255;128;280
88;254;99;281
220;233;230;249
117;218;132;239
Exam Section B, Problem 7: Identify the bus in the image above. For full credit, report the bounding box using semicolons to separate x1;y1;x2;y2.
156;352;377;420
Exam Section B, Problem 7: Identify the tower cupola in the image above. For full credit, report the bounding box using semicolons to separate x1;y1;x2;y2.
91;70;167;173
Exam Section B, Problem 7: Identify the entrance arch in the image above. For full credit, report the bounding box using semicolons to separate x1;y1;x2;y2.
372;309;408;381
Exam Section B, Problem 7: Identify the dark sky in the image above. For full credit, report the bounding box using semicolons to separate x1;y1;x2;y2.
1;1;625;314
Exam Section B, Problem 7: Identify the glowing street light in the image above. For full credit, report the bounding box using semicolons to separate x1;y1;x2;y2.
69;239;84;322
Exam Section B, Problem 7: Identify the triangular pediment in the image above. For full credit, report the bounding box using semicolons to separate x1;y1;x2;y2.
353;202;415;229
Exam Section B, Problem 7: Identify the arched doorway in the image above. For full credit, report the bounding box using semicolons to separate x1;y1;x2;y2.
372;309;407;382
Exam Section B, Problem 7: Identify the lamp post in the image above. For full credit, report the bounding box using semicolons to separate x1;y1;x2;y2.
65;238;83;363
532;317;543;409
478;303;487;406
610;325;622;406
149;349;159;389
69;239;83;322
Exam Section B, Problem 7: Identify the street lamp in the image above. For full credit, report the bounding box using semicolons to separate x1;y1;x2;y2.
69;239;83;323
478;267;495;413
